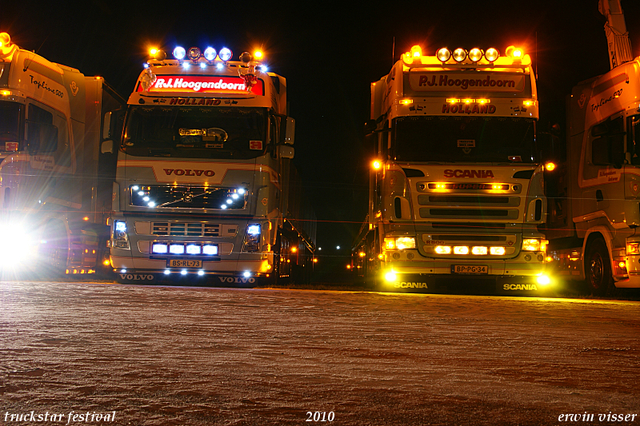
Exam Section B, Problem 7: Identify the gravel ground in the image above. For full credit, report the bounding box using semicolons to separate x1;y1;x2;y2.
1;281;639;425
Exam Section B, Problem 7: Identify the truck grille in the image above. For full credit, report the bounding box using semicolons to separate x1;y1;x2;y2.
152;222;221;237
130;185;247;210
416;189;521;221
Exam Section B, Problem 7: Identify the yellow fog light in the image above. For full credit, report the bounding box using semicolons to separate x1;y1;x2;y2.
396;237;416;250
435;245;451;254
490;247;506;255
472;246;488;255
453;246;469;255
522;239;541;251
384;270;397;282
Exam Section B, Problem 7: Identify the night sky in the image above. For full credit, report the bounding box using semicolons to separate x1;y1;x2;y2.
3;0;640;268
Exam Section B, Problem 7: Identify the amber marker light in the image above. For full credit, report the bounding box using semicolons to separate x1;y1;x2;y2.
0;32;11;48
506;46;524;60
372;160;383;170
545;162;557;172
400;99;413;105
410;45;422;58
253;50;264;60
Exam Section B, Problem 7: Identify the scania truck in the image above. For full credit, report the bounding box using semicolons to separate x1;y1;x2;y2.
108;45;315;285
352;43;550;293
0;32;123;278
543;0;640;295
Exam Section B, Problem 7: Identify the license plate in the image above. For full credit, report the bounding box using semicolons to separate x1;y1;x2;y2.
168;259;203;268
452;265;488;274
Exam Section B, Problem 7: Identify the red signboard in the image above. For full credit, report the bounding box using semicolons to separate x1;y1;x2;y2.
139;75;264;95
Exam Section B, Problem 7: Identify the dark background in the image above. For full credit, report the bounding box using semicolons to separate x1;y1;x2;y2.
3;0;640;275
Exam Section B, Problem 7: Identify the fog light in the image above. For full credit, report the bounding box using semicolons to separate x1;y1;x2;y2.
170;244;185;255
537;275;551;286
472;246;488;255
490;247;506;255
384;270;397;282
435;246;451;254
152;243;168;254
454;246;469;255
203;245;218;255
186;244;201;255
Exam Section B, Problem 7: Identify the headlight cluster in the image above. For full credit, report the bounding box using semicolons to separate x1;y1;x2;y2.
242;224;262;252
384;237;416;250
405;44;525;65
112;220;130;250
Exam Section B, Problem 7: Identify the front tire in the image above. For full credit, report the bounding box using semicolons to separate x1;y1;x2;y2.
584;237;613;297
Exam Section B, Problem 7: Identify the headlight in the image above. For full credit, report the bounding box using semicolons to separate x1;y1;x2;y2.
522;238;541;251
0;222;35;267
112;220;130;250
242;223;261;252
384;237;416;250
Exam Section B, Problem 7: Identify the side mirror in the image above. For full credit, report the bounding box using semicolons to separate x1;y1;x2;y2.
284;117;295;145
279;145;294;159
101;140;114;154
102;112;113;140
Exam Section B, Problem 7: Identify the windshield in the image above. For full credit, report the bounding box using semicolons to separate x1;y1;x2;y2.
0;101;23;153
122;106;268;159
392;116;537;163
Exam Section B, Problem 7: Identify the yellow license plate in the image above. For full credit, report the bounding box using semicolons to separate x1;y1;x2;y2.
452;265;488;274
168;259;203;268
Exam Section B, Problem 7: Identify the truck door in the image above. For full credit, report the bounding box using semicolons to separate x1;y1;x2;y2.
581;115;624;220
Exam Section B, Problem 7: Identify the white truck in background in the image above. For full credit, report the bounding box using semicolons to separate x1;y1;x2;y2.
0;32;123;278
543;0;640;295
